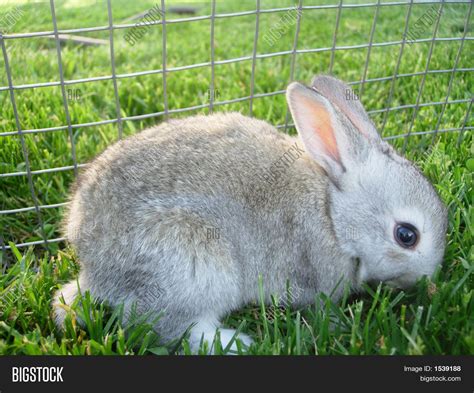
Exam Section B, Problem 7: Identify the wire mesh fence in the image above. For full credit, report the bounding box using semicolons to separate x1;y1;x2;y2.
0;0;472;263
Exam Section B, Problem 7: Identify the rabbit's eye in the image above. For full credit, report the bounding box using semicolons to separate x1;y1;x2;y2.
394;223;418;248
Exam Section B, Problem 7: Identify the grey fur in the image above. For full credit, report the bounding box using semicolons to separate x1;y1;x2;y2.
53;76;448;350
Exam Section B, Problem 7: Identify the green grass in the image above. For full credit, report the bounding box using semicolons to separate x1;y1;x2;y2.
0;0;473;355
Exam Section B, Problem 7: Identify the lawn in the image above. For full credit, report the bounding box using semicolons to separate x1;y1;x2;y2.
0;0;472;355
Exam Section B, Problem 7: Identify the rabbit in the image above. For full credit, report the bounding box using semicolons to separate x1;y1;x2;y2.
53;75;448;353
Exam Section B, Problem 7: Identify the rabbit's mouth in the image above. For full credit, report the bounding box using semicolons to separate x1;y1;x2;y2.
385;279;405;289
385;274;416;289
364;272;411;289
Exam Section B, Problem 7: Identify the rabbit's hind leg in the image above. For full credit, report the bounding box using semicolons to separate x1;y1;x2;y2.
140;210;253;353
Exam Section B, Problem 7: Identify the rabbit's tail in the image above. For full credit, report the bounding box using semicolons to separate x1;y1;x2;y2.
52;274;86;330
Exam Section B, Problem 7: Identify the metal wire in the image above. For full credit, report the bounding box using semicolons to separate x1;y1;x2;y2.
283;0;303;133
358;0;381;100
107;0;124;139
402;0;445;152
249;0;261;116
1;1;471;41
380;0;414;134
50;0;79;177
0;89;470;141
328;0;343;75
0;0;472;255
208;0;216;113
0;32;49;250
160;0;169;121
0;36;471;96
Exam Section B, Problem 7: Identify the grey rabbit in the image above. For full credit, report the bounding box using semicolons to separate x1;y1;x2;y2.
53;75;448;352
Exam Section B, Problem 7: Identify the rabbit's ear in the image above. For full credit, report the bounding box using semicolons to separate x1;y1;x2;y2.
286;82;370;182
311;75;380;141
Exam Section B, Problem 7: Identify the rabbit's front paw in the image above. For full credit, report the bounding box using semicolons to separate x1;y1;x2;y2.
189;320;253;354
219;329;253;353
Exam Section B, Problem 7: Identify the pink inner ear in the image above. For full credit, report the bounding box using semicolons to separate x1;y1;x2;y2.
301;96;340;163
